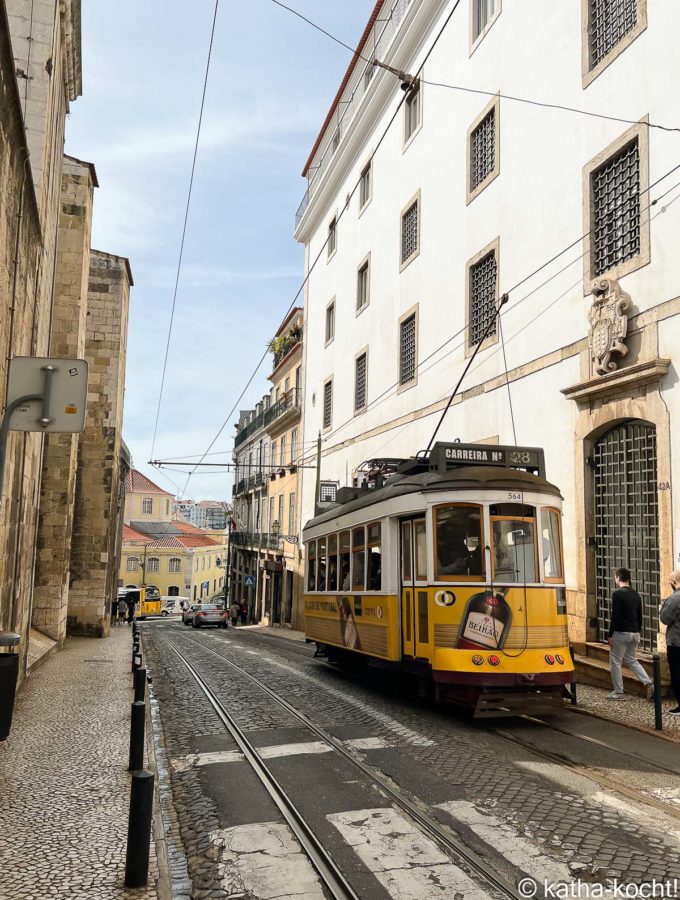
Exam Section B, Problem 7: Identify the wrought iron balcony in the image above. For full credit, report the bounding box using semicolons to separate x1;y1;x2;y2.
231;531;281;550
234;389;301;449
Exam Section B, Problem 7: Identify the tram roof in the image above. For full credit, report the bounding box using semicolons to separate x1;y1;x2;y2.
305;466;562;532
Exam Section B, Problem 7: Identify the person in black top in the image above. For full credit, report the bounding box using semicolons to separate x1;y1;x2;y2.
608;567;653;700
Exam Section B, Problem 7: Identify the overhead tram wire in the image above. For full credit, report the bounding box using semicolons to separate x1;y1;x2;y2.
175;0;466;499
149;0;221;463
269;0;680;135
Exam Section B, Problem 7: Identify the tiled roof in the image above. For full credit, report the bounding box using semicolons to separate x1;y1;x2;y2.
123;525;153;543
151;535;220;549
125;469;174;496
302;1;385;177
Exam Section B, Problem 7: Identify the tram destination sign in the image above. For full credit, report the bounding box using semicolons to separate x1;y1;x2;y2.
429;443;545;476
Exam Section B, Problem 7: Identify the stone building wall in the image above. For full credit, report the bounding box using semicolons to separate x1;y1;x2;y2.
32;156;96;642
68;252;132;636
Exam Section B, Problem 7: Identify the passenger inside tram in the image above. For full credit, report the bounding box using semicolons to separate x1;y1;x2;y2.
435;506;483;577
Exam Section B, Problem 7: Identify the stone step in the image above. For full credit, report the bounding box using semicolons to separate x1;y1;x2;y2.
574;653;670;697
585;641;660;673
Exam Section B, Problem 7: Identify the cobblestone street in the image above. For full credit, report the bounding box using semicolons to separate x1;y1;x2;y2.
0;628;160;900
144;621;680;899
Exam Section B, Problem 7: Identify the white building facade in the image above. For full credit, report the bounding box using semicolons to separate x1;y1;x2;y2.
295;0;680;654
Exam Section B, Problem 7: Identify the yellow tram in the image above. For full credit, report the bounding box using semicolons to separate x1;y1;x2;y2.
302;443;574;716
121;587;161;619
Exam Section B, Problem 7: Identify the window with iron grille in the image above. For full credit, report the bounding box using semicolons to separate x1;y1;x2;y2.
591;139;640;277
589;0;637;69
404;85;421;142
147;557;159;573
323;379;333;429
325;301;335;344
355;353;367;412
469;251;497;345
360;163;371;209
357;260;369;311
401;200;419;265
327;217;337;257
470;108;495;192
399;314;417;386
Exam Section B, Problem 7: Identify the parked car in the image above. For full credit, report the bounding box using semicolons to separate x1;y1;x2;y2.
160;596;190;616
192;604;229;629
182;604;201;626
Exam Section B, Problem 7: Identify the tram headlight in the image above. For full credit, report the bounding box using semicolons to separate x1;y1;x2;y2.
471;654;484;666
555;654;565;665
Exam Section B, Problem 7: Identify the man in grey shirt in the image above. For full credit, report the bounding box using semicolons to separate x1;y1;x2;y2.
660;570;680;716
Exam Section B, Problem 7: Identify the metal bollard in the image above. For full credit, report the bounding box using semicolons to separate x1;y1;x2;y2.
125;769;155;888
569;646;577;706
128;700;146;771
653;653;663;731
134;667;147;703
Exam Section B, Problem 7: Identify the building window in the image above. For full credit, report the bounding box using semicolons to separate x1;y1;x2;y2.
589;0;636;69
354;352;368;413
468;97;499;201
271;440;277;470
269;497;275;531
399;312;417;388
169;557;181;573
591;138;640;278
400;194;420;268
471;0;500;46
126;557;139;572
359;162;372;210
323;379;333;430
356;257;370;312
325;300;335;345
364;57;375;91
288;492;296;535
147;557;159;573
327;216;337;258
404;83;421;144
468;244;498;347
278;494;284;532
331;127;340;154
279;435;286;467
142;498;153;515
291;427;298;463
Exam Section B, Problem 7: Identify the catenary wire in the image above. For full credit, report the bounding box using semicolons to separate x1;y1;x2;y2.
174;0;465;497
149;0;221;462
269;0;680;134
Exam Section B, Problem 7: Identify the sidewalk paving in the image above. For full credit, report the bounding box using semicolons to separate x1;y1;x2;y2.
0;626;160;899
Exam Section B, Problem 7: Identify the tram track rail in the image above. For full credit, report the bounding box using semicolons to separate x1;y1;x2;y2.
158;628;522;900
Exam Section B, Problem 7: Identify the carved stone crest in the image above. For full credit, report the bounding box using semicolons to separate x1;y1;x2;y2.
588;278;630;376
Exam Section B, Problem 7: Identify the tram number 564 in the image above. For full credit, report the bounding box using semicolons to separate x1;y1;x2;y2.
507;491;522;500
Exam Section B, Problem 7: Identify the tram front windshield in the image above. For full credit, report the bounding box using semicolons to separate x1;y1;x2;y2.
435;505;483;578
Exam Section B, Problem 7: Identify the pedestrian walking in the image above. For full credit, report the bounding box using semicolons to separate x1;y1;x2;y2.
111;599;118;625
127;597;136;626
239;600;248;626
117;597;127;626
230;601;239;628
607;567;653;700
660;570;680;716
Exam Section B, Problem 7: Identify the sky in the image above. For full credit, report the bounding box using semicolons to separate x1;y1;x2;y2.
64;0;370;502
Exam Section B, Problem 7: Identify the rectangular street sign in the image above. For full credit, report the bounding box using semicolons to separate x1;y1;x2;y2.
6;357;88;433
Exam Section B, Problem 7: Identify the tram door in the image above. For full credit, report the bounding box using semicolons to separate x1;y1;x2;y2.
400;518;429;659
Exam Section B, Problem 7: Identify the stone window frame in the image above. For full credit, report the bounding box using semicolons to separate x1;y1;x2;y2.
399;189;421;273
465;236;500;358
397;303;419;395
356;252;371;315
141;497;153;515
359;159;373;214
327;211;338;261
581;0;647;89
126;556;139;572
325;298;336;347
146;557;160;573
466;94;501;204
168;557;182;573
403;80;423;151
469;0;502;56
354;346;369;416
581;119;650;293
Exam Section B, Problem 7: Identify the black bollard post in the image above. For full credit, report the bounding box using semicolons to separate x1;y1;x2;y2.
128;700;146;771
653;654;663;731
134;667;147;703
125;769;155;888
569;646;577;706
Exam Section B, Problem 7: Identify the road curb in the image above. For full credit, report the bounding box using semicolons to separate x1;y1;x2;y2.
568;702;680;744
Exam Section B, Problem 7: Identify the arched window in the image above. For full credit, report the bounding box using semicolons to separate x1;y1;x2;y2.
168;585;180;596
147;557;160;573
168;558;182;573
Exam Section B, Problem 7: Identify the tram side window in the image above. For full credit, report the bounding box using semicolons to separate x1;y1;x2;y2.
540;508;563;580
318;537;327;592
415;520;427;581
328;534;338;591
307;541;316;591
434;505;484;580
339;531;351;592
492;516;537;583
352;527;366;591
367;523;381;591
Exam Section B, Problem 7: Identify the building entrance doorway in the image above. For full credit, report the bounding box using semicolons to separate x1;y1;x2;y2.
593;421;659;651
